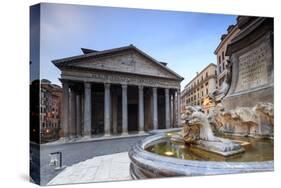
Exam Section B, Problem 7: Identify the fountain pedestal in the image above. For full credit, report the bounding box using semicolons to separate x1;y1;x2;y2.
171;107;245;157
171;133;244;157
195;139;244;156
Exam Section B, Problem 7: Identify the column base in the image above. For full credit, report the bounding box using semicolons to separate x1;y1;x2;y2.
59;137;69;142
121;132;129;136
82;135;92;140
104;133;111;137
68;135;76;140
138;130;145;134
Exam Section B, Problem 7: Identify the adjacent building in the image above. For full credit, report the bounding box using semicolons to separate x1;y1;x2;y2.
40;79;62;142
181;20;239;114
181;63;217;113
53;45;183;139
214;24;240;88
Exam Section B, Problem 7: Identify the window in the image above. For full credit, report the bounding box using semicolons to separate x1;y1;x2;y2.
206;72;208;78
219;56;221;64
222;51;225;60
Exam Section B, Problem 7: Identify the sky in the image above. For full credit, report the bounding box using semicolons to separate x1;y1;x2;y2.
30;3;237;89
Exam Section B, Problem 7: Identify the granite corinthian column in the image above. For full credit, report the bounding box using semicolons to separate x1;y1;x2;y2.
69;88;76;138
122;84;128;135
138;85;144;133
177;89;181;127
165;88;171;129
75;94;81;137
62;81;69;139
83;82;91;137
104;83;111;136
173;92;176;128
112;94;118;135
152;87;158;130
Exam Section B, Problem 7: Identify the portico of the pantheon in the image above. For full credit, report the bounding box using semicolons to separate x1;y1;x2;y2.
53;45;183;139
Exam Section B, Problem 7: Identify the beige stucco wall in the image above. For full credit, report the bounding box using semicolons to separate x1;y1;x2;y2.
215;26;240;88
181;64;217;112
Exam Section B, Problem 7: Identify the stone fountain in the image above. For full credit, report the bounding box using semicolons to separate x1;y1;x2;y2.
171;106;245;156
128;16;274;179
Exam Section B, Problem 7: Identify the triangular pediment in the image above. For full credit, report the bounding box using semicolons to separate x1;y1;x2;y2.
67;48;182;80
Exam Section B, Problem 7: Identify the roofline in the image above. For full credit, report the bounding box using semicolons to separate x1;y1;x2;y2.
52;45;133;65
184;63;217;88
214;24;239;55
52;45;184;81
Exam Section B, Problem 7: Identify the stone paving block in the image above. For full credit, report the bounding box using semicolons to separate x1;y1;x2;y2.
48;152;132;185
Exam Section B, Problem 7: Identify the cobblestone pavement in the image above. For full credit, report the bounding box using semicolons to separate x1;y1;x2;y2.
33;135;147;185
48;152;131;185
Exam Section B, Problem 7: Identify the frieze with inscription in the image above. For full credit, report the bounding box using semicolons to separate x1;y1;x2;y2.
62;70;180;89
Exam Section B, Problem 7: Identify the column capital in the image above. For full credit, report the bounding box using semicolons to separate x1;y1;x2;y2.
84;82;91;89
122;84;127;89
138;85;144;90
104;83;111;88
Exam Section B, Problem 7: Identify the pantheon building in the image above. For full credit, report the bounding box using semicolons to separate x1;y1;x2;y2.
53;45;183;139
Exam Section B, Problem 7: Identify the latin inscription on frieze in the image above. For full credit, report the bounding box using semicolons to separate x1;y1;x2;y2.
235;42;269;92
62;70;180;88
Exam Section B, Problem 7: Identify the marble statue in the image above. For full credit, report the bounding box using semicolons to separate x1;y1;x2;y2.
172;106;244;156
212;102;273;138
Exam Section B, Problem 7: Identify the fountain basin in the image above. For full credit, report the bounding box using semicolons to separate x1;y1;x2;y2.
128;132;273;179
